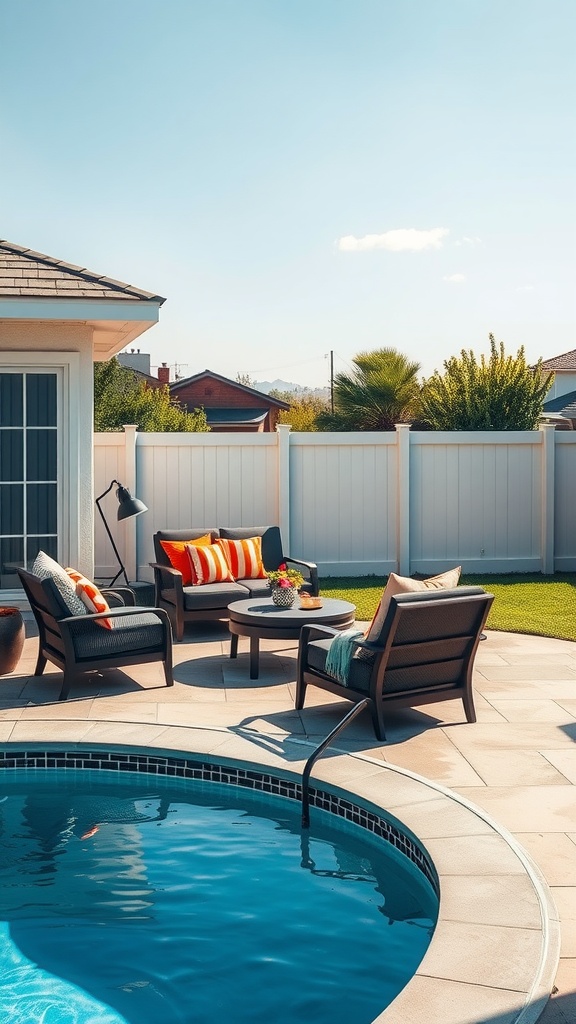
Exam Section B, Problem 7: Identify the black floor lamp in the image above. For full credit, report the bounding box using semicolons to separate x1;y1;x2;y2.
95;479;148;587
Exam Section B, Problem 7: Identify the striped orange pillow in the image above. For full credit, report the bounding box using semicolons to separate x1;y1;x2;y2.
216;537;267;580
186;543;235;586
66;569;113;629
160;534;212;585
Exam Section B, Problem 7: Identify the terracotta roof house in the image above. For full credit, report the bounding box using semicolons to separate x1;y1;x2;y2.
169;370;290;432
0;239;165;600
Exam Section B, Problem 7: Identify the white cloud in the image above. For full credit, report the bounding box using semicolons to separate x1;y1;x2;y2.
338;227;449;252
455;236;481;247
443;273;466;283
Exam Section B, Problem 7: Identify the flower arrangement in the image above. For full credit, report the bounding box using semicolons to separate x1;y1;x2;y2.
266;562;305;590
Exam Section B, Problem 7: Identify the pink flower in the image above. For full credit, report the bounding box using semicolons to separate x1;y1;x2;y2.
277;577;293;588
278;563;287;572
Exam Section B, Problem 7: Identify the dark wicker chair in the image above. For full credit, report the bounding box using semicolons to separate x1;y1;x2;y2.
296;586;494;740
151;526;319;641
18;567;174;702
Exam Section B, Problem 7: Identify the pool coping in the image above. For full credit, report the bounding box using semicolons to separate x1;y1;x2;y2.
0;721;561;1024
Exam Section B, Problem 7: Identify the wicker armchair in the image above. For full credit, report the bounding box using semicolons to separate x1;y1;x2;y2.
18;567;173;702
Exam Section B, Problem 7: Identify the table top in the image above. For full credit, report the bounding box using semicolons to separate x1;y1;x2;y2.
227;596;356;629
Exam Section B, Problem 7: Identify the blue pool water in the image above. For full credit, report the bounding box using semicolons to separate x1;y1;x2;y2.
0;769;437;1024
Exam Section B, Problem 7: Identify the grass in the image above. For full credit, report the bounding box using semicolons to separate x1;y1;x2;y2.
320;573;576;642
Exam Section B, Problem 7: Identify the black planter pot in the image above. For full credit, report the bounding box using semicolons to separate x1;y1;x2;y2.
0;607;25;674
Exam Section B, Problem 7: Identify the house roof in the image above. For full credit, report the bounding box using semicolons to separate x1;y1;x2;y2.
205;409;268;426
0;240;166;303
540;349;576;371
543;389;576;413
170;369;290;409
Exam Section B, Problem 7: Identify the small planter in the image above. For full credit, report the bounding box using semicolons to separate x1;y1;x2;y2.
0;607;25;674
270;586;297;608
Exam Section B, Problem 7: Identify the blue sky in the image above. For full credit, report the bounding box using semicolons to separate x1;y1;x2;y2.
2;0;574;386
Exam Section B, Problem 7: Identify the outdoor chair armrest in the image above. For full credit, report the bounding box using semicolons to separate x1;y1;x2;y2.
299;622;341;646
149;562;184;593
58;606;170;627
285;556;319;595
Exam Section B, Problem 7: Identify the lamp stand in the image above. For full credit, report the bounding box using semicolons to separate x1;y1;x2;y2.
95;480;130;587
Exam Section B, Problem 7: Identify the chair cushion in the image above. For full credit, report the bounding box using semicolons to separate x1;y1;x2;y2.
32;552;87;618
182;581;250;611
364;567;462;647
68;612;165;659
66;569;112;629
160;535;212;585
234;578;272;598
306;638;373;694
216;536;268;580
187;543;235;585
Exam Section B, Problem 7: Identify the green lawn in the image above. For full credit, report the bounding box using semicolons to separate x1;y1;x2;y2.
320;573;576;642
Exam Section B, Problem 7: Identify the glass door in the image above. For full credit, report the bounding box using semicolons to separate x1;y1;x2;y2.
0;372;58;589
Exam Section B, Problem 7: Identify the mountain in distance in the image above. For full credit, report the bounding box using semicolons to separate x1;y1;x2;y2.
255;378;330;399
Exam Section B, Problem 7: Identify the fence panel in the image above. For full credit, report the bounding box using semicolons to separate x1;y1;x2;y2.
554;434;576;570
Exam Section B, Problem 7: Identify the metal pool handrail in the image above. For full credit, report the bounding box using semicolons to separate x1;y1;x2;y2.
301;698;371;828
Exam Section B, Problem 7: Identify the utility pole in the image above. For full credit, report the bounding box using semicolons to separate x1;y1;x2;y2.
330;350;334;413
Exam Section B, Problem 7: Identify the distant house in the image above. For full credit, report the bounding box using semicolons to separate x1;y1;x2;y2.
168;370;290;432
540;350;576;428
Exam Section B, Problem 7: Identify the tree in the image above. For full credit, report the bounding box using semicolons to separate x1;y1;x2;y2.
316;348;422;431
420;335;553;430
270;390;330;432
236;372;257;388
94;358;209;432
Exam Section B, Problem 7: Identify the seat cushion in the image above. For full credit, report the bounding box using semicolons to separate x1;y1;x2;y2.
235;578;272;598
68;612;165;659
182;581;250;611
306;638;373;694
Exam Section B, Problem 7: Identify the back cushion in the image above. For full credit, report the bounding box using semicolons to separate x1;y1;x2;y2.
364;567;462;645
160;534;212;585
186;543;235;586
216;537;268;580
66;569;113;629
32;551;87;617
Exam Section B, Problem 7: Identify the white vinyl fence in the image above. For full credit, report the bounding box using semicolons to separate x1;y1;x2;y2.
94;423;576;581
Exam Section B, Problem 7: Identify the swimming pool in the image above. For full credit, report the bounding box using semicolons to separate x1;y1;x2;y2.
0;752;438;1024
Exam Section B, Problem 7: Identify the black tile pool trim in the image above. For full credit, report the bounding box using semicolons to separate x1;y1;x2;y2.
0;748;438;893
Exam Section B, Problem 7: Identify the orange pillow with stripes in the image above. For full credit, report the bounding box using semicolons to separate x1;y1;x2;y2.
186;542;235;586
66;569;113;629
160;534;212;585
216;536;267;580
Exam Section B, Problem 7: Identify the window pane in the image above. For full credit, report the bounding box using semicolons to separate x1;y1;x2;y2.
26;429;57;481
0;484;23;533
26;483;57;535
0;430;23;481
26;535;57;565
0;537;24;588
26;374;57;427
0;375;23;427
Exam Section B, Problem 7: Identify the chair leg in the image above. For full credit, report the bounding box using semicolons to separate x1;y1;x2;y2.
163;655;174;687
371;700;386;741
462;687;477;723
34;652;47;676
295;675;307;710
59;668;75;702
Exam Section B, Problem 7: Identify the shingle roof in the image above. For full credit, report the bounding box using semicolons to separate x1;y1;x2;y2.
170;370;290;409
540;349;576;371
0;240;166;303
543;389;576;413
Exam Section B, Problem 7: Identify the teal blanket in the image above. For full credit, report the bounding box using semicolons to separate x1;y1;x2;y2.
325;629;364;686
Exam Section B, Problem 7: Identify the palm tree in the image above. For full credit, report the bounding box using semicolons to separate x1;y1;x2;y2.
318;348;422;431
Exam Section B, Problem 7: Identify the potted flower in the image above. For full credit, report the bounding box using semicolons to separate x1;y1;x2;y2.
266;563;304;607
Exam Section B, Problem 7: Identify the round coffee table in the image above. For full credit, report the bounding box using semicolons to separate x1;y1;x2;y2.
228;597;356;680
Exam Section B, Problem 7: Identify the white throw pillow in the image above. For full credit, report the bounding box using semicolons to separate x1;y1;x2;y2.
32;551;87;617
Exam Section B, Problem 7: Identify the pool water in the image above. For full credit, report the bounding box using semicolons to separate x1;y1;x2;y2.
0;770;437;1024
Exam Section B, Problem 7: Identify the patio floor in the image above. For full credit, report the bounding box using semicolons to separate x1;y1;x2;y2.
1;621;575;1023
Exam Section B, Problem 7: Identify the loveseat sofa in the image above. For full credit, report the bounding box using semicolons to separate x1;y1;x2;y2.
151;526;319;640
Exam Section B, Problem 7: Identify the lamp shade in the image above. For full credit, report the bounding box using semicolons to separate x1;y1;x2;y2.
116;485;148;521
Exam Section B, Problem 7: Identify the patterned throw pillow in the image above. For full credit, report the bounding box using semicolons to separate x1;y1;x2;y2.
186;543;235;586
363;567;462;646
32;551;87;617
216;536;267;580
66;569;113;629
160;534;212;585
